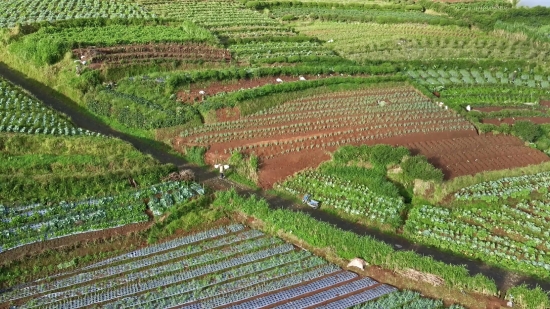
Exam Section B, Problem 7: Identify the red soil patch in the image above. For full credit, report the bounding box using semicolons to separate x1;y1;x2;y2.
539;100;550;107
176;74;353;104
405;135;549;179
481;117;550;125
73;43;231;69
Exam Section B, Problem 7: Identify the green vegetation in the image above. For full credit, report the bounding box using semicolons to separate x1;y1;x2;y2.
0;0;154;28
2;1;550;308
0;133;175;204
10;22;217;66
296;21;550;66
277;145;443;230
216;189;498;295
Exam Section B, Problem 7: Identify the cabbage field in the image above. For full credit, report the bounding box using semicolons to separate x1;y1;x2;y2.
0;224;465;309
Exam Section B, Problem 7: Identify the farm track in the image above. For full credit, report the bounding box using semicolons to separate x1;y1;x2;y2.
1;63;549;296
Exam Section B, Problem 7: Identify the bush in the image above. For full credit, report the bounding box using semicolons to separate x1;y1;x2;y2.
512;120;542;142
184;146;206;166
506;285;550;309
281;14;297;21
401;155;444;183
370;144;409;167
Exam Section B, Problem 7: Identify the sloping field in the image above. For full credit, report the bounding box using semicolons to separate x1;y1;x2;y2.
0;224;404;309
405;135;550;179
175;85;477;187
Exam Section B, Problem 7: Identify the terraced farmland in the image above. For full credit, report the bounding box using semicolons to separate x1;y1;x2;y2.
0;224;435;309
0;181;201;253
175;84;477;187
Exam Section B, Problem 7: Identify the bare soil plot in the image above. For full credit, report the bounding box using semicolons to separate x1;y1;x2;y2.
405;135;550;179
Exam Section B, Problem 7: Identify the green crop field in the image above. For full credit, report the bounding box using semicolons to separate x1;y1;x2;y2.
1;0;550;308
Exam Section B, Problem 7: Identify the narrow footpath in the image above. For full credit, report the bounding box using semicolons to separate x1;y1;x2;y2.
1;62;549;293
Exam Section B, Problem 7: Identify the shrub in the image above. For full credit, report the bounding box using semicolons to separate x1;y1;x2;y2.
370;144;409;167
401;155;444;183
512;120;542;142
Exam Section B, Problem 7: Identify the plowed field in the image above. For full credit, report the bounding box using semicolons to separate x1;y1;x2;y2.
174;85;479;187
405;135;550;179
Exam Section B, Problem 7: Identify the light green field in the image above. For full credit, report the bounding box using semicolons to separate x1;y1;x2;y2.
296;21;550;63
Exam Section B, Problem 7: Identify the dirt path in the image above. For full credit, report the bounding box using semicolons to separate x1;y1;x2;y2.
1;62;549;295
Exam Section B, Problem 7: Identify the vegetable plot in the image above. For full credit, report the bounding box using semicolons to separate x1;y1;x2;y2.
454;171;550;202
404;203;550;278
0;78;99;136
175;85;475;187
0;181;201;253
407;68;550;107
279;170;406;230
1;224;403;309
0;0;154;28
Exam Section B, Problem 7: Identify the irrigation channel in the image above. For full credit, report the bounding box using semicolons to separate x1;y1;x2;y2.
1;62;549;294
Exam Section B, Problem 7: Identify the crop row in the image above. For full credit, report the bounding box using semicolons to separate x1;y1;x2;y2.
0;181;201;254
9;225;244;302
125;254;330;309
0;0;154;28
77;224;243;272
5;222;412;309
405;204;550;277
297;22;549;63
279;170;405;229
188;115;468;146
230;41;337;63
140;0;280;31
180;87;461;141
271;7;453;24
454;171;550;201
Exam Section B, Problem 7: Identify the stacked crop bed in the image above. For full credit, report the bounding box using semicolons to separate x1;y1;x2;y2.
405;135;549;179
405;187;550;277
138;0;338;64
279;170;406;230
0;224;403;309
175;85;476;187
0;181;200;253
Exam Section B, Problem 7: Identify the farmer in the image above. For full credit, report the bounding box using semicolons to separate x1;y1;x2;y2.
214;164;229;179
